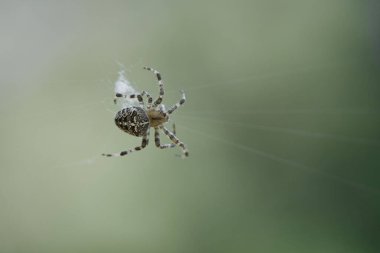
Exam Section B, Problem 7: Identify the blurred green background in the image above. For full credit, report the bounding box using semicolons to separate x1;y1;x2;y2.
1;1;380;252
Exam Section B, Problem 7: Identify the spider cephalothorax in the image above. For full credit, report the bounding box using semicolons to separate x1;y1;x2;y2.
103;67;188;158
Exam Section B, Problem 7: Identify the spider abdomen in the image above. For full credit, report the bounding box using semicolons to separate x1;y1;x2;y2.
115;107;150;137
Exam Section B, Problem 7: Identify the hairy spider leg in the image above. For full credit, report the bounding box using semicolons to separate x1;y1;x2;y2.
168;90;186;114
160;126;189;158
172;123;176;135
143;67;164;108
154;124;177;149
114;93;144;106
140;90;153;109
102;129;150;157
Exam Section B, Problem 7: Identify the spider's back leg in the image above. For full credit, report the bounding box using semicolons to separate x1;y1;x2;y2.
102;130;150;157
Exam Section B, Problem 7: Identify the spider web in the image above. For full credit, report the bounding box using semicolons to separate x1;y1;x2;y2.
6;59;379;196
2;2;380;252
2;57;380;253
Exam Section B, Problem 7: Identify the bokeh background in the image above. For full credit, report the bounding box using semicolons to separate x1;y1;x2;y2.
1;1;380;252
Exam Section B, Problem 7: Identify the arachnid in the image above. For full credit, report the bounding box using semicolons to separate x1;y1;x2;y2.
102;67;189;158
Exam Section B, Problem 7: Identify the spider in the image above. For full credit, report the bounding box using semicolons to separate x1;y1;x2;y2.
102;67;189;158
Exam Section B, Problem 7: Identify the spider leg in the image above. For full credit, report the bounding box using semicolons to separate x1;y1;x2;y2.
102;129;150;157
154;125;176;149
168;90;186;114
172;123;176;135
140;90;153;109
160;126;189;158
143;67;164;108
114;93;144;106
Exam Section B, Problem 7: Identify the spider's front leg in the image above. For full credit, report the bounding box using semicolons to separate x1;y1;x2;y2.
140;91;153;109
143;67;164;108
168;90;186;114
102;130;150;157
113;93;144;105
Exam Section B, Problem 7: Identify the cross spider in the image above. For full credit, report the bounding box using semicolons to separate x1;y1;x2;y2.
102;67;189;158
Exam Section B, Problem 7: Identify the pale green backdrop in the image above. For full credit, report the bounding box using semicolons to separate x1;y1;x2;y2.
1;1;380;252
